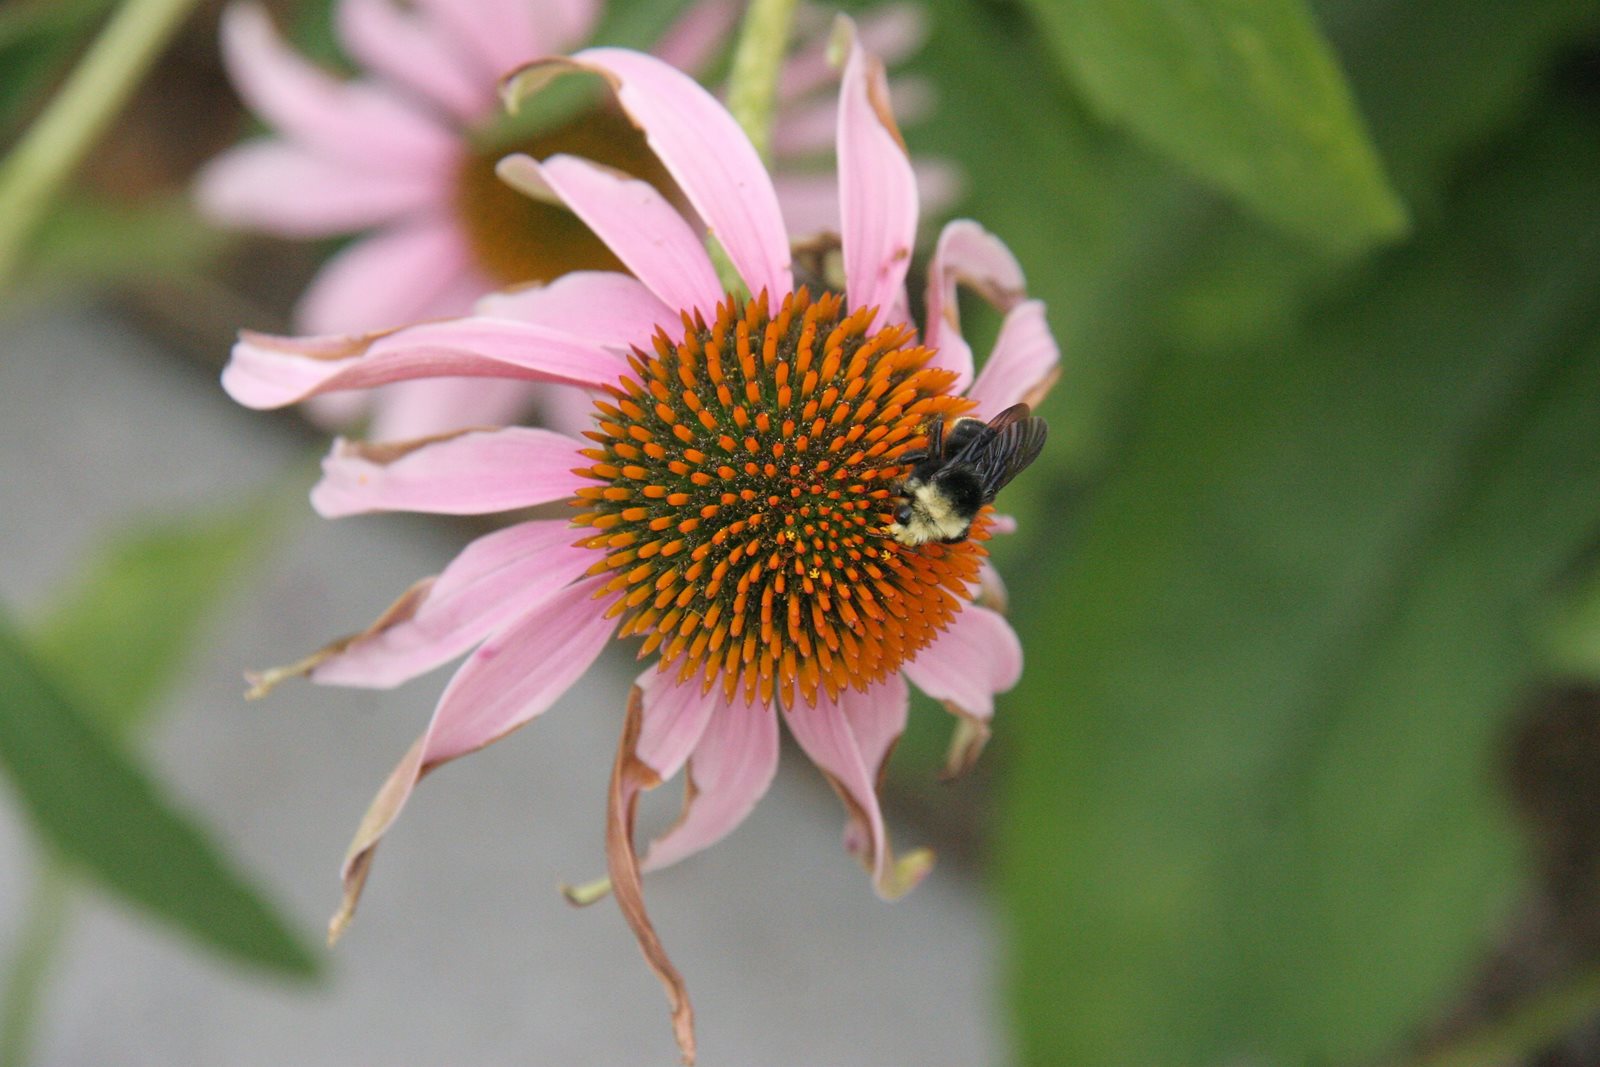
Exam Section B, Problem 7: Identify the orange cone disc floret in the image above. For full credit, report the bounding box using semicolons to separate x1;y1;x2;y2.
572;288;989;709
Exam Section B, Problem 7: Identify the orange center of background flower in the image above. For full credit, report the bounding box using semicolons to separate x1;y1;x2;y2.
572;289;987;710
454;107;675;285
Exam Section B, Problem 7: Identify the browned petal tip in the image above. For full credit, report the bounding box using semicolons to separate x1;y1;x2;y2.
939;711;992;781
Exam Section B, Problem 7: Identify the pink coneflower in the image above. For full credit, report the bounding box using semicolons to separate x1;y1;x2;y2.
198;0;949;439
224;24;1055;1063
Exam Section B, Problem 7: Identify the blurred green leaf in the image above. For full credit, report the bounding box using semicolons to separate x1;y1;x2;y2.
30;503;274;736
0;606;317;978
24;192;225;290
1000;98;1600;1067
1542;568;1600;681
1019;0;1407;252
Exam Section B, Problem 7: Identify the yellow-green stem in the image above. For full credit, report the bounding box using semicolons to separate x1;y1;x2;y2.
0;861;71;1067
0;0;201;291
711;0;800;294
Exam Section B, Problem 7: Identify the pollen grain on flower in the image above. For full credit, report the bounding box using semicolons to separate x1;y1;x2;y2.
571;287;988;710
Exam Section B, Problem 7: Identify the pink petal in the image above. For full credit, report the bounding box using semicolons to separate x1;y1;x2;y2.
649;0;740;73
783;675;931;899
331;575;615;941
293;217;475;334
966;300;1062;417
223;316;628;411
836;22;917;321
335;0;493;122
642;685;779;873
976;560;1009;613
632;670;717;782
513;48;792;303
496;153;722;317
367;377;540;441
473;271;679;350
194;139;444;237
409;0;548;83
902;604;1021;723
923;219;1027;392
312;519;594;688
220;3;456;169
309;426;587;517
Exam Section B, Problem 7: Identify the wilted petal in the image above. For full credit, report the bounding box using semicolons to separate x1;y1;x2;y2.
966;300;1062;417
506;48;791;303
310;427;586;517
223;316;627;411
923;219;1027;392
195;139;444;237
293;217;475;334
837;21;917;321
335;0;490;121
474;271;679;349
608;686;698;1064
902;605;1021;777
497;154;722;318
783;674;932;899
633;670;717;782
332;575;615;942
642;683;779;873
220;3;455;168
310;519;593;688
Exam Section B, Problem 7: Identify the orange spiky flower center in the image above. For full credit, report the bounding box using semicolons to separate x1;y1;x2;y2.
572;288;989;709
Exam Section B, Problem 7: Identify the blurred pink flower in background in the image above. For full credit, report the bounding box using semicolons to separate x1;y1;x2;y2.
198;0;954;440
223;21;1034;1064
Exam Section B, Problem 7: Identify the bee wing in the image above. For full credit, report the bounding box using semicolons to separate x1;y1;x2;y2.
969;416;1047;502
983;403;1032;434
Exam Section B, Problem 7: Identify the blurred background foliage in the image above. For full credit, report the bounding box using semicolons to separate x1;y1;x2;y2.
1;0;1598;1064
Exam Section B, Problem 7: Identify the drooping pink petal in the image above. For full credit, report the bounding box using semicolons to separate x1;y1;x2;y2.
473;271;679;351
220;3;456;169
902;604;1021;777
409;0;549;84
607;687;697;1064
223;316;628;411
641;684;779;873
308;519;594;688
923;219;1027;392
836;22;917;322
976;560;1009;613
194;139;444;237
367;377;541;444
632;670;717;783
507;48;791;303
966;300;1062;417
309;427;587;517
331;575;615;942
334;0;493;122
293;217;474;334
497;154;722;318
783;675;931;900
649;0;740;73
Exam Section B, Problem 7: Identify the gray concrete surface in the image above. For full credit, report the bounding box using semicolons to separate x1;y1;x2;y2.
0;305;1002;1066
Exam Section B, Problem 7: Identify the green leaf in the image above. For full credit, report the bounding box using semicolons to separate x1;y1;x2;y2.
999;100;1600;1067
1021;0;1408;252
29;502;275;736
0;606;318;978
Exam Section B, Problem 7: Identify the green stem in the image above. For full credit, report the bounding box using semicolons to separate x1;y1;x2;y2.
1396;966;1600;1067
0;0;201;291
711;0;800;295
0;861;72;1067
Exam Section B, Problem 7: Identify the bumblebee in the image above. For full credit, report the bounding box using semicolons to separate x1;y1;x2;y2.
888;403;1047;546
